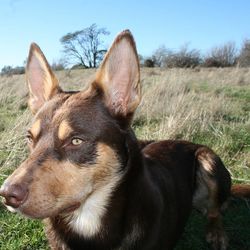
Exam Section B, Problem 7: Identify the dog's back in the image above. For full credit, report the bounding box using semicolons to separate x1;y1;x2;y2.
143;140;232;248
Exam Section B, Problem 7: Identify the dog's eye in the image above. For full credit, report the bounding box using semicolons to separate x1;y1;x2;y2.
71;138;83;146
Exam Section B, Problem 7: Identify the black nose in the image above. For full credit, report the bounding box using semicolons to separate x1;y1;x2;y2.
0;184;28;208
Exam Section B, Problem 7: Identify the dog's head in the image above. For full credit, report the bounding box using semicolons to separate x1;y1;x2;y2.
0;30;140;220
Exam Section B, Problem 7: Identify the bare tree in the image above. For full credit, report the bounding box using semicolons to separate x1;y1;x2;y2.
1;65;25;76
164;44;201;68
238;39;250;67
204;42;237;67
152;45;169;67
51;58;67;71
60;24;110;68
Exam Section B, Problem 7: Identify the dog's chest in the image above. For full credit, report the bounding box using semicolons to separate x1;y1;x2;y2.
64;174;122;238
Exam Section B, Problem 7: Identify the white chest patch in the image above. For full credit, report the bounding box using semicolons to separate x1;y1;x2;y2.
68;175;121;238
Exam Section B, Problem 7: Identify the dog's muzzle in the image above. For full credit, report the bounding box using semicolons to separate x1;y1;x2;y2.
0;182;28;209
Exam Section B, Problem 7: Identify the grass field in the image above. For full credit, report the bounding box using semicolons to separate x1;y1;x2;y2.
0;67;249;249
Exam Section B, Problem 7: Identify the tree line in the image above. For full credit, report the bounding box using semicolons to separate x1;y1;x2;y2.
1;24;250;76
145;40;250;68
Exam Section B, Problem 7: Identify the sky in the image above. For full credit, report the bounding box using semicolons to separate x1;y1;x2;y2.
1;0;250;69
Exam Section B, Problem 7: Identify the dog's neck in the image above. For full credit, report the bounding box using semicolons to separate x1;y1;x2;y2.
64;172;123;238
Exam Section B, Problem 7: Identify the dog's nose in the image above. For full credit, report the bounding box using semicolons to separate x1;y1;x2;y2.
0;184;28;208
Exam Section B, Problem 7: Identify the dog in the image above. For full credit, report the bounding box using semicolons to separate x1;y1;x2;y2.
0;30;250;250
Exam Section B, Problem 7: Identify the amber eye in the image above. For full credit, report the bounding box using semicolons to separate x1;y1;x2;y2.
71;138;83;146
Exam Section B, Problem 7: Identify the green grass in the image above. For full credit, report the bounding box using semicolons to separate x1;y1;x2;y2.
0;68;250;249
0;205;48;250
176;199;250;250
0;175;48;250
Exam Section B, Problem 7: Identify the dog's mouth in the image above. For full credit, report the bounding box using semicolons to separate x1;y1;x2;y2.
0;197;17;213
1;195;81;218
5;204;18;213
60;202;81;214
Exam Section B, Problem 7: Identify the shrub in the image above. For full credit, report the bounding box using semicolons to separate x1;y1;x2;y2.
203;42;238;67
144;58;155;67
151;45;168;67
164;45;201;68
238;39;250;67
1;66;25;76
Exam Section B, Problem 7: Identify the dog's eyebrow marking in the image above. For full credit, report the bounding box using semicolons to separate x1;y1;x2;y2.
30;119;41;138
58;120;73;140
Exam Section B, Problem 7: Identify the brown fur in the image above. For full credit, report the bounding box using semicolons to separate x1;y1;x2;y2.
231;184;250;198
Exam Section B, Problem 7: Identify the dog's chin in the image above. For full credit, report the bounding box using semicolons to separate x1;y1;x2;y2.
4;205;39;219
8;206;49;219
11;202;82;219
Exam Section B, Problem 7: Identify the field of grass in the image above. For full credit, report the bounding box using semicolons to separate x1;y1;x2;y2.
0;67;249;249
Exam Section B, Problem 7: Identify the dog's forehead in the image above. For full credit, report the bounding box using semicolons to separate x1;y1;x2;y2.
52;90;97;123
35;93;70;121
31;90;99;133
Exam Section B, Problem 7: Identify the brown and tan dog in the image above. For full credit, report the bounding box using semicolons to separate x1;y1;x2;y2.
0;30;249;250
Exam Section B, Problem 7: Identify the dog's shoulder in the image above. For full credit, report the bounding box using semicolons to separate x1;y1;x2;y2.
142;140;199;162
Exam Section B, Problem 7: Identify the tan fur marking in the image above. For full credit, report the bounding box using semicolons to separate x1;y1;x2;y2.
66;143;122;238
93;143;120;181
198;153;215;173
58;120;73;140
30;119;41;138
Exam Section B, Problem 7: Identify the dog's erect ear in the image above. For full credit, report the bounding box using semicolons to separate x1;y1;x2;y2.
26;43;60;114
94;30;140;121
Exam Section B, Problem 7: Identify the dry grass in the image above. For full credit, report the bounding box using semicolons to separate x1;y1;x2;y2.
0;67;250;181
136;68;250;183
0;67;249;249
